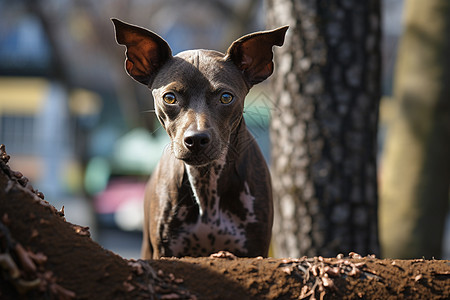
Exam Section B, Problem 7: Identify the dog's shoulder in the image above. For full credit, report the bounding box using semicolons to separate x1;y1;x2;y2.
149;149;185;193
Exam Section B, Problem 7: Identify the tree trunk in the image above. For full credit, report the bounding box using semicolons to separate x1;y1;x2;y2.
379;0;450;259
267;0;381;258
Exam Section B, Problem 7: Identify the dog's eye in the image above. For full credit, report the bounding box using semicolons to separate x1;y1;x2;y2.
163;93;176;104
220;92;234;104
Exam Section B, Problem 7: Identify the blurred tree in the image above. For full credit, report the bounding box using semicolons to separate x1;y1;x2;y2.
267;0;381;257
380;0;450;259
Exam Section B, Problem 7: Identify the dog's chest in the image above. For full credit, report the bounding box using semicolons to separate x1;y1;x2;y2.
168;181;257;257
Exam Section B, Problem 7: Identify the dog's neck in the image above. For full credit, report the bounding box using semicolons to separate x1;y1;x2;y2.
183;119;247;219
185;151;226;219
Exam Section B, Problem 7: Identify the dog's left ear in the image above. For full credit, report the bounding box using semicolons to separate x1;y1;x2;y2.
226;26;288;86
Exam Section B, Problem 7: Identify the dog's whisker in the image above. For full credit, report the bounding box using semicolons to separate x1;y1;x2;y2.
150;126;164;134
142;109;156;113
243;110;269;116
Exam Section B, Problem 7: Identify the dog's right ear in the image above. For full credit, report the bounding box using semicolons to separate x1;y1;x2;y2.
112;18;172;86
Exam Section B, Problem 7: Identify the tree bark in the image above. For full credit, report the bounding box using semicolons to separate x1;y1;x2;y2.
267;0;381;258
379;0;450;259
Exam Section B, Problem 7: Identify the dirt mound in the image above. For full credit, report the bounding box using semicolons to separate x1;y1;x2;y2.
0;145;191;299
1;145;449;299
150;254;450;299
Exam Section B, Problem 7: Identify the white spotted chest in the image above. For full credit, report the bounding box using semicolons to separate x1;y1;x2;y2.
169;161;257;256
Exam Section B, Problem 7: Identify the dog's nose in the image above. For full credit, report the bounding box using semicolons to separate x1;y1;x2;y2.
183;130;211;151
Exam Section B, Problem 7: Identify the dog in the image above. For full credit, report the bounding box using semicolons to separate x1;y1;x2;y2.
112;19;287;259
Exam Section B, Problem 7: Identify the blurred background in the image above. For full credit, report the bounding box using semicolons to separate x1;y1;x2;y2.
0;0;448;259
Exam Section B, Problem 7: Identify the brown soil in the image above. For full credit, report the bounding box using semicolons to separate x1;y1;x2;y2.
1;144;449;299
150;255;450;299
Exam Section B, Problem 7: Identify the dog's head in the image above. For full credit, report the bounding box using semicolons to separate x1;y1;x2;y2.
113;19;287;166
